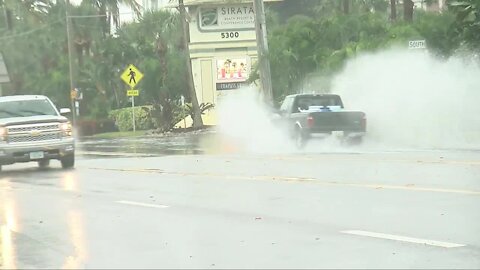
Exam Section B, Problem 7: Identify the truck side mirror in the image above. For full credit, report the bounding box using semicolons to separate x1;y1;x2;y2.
60;108;71;115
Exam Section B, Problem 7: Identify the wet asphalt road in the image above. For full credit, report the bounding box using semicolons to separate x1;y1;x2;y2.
1;134;480;269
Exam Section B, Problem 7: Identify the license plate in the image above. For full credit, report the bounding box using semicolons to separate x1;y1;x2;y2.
29;151;44;160
332;131;344;137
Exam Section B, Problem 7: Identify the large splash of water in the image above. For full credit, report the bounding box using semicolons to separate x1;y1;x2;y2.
217;49;480;154
332;49;480;150
216;87;296;154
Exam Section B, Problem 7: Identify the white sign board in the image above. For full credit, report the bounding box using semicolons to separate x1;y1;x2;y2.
199;5;255;31
216;58;249;82
409;40;427;49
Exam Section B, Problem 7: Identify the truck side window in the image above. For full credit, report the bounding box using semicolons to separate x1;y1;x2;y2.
280;97;293;113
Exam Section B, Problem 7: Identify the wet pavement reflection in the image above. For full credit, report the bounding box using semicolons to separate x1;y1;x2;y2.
0;170;89;269
78;130;242;157
62;210;87;269
1;186;18;269
1;130;479;269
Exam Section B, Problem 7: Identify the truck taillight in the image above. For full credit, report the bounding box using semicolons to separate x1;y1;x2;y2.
307;116;314;128
361;114;367;130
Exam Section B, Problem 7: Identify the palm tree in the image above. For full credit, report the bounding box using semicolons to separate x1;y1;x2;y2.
177;0;203;128
404;0;414;22
1;0;14;30
1;0;53;30
448;0;480;49
85;0;141;34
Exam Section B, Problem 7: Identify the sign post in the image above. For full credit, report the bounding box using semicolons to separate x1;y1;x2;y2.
131;95;136;132
127;90;139;132
121;64;144;132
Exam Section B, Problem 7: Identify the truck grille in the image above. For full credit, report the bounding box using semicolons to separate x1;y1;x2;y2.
8;133;61;143
7;124;59;133
6;123;62;144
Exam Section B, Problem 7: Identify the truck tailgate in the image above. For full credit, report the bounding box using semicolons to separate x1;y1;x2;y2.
310;111;366;132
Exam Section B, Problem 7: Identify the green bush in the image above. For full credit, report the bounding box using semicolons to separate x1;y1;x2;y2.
108;106;155;131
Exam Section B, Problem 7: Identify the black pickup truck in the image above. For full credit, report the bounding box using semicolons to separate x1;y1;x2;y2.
274;94;366;148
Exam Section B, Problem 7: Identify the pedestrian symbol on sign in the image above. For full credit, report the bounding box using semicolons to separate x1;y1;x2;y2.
129;68;136;84
121;64;144;88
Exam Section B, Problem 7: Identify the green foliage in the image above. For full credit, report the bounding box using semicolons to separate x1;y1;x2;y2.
448;0;480;50
185;102;215;122
1;0;477;129
265;3;461;103
149;101;185;132
108;106;155;131
413;11;458;55
0;1;188;126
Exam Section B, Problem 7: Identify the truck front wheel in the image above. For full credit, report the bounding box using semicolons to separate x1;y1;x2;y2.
61;154;75;169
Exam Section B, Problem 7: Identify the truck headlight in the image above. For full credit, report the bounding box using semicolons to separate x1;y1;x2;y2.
60;122;73;137
0;127;6;142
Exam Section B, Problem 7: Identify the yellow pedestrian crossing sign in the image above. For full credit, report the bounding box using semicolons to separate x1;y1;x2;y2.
121;64;144;88
127;89;139;96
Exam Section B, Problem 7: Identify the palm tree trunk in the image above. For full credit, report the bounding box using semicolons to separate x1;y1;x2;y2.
112;84;120;108
178;0;203;128
4;7;13;30
342;0;350;14
404;0;414;22
390;0;397;21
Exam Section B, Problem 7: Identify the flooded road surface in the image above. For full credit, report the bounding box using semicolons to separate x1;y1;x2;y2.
77;130;229;157
1;132;480;268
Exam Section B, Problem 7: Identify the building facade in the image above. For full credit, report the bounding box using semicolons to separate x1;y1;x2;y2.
141;0;172;11
184;0;281;124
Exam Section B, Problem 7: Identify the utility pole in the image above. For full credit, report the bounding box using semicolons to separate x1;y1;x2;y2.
253;0;273;105
178;0;203;128
65;0;76;127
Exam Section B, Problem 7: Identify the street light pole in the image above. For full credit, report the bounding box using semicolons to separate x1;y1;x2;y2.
65;0;76;127
253;0;273;105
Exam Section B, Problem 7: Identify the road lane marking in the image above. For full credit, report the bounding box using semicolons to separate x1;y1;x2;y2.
90;167;480;196
327;182;480;196
341;230;465;248
224;154;480;166
116;200;169;209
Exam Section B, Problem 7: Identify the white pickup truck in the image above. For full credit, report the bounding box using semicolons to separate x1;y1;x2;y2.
0;95;75;171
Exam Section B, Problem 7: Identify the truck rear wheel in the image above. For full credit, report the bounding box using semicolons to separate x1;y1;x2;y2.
347;136;363;145
61;154;75;169
295;129;307;149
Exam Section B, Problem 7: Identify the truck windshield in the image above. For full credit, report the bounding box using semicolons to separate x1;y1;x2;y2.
297;96;343;110
0;99;58;119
